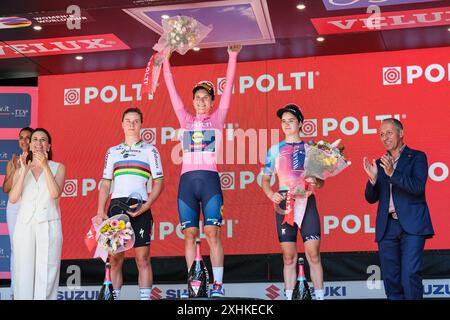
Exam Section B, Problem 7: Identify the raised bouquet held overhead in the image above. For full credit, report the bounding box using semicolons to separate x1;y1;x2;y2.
143;16;213;94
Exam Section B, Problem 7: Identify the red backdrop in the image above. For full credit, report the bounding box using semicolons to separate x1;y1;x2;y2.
38;46;450;259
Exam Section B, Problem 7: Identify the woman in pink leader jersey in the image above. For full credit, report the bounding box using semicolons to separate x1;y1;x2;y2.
163;45;242;297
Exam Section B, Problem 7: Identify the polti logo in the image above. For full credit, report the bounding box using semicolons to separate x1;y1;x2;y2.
151;287;163;300
297;113;404;137
383;63;450;86
217;71;318;95
383;67;401;85
140;128;156;144
63;83;153;106
300;119;318;137
265;285;281;300
219;172;235;190
64;88;81;105
62;179;78;197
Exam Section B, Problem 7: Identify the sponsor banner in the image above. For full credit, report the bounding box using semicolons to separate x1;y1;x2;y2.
0;192;7;212
1;279;448;300
0;236;11;279
0;191;8;211
0;34;130;60
311;6;450;34
321;0;440;11
0;94;31;128
0;141;23;174
29;10;95;26
0;17;32;29
0;87;38;139
38;46;450;259
0;224;8;235
0;87;37;279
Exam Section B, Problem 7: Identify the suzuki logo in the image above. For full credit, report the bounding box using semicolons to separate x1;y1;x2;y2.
266;285;281;300
151;287;162;300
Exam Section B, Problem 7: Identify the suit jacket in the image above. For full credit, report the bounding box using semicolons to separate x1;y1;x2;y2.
365;146;434;242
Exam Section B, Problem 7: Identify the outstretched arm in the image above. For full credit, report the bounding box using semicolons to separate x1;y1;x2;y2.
163;56;188;124
218;45;241;111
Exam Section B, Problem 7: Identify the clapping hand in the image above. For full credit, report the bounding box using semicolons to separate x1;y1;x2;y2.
12;153;19;170
33;150;49;169
363;157;378;181
18;152;30;175
380;153;394;177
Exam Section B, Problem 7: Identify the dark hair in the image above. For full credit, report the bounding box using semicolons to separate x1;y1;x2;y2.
19;127;33;135
382;118;403;132
26;128;53;163
122;107;143;122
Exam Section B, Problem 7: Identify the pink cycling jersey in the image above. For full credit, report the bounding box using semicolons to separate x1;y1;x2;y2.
163;52;238;175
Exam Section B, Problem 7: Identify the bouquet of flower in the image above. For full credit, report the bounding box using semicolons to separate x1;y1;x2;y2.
303;139;351;180
143;15;213;94
93;214;135;262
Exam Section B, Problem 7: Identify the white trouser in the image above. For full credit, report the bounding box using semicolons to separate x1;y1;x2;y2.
6;200;19;292
13;217;63;300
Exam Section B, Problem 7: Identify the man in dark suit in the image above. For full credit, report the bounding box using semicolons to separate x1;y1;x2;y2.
363;118;434;300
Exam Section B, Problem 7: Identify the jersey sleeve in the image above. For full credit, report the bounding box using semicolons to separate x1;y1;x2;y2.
102;148;114;180
214;51;238;125
148;146;164;180
163;57;189;126
263;144;278;176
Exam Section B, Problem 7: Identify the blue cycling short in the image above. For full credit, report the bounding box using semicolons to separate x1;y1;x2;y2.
276;195;321;243
178;170;224;230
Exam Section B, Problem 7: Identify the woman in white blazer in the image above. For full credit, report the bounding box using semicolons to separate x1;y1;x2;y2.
9;128;65;300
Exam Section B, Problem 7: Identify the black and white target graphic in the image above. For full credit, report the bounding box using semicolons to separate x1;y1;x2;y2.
62;179;78;197
382;67;401;85
219;172;235;190
140;128;156;144
300;119;318;137
64;88;81;105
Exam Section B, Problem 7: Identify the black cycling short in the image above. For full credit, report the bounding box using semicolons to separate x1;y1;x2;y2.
275;194;321;243
108;197;153;248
